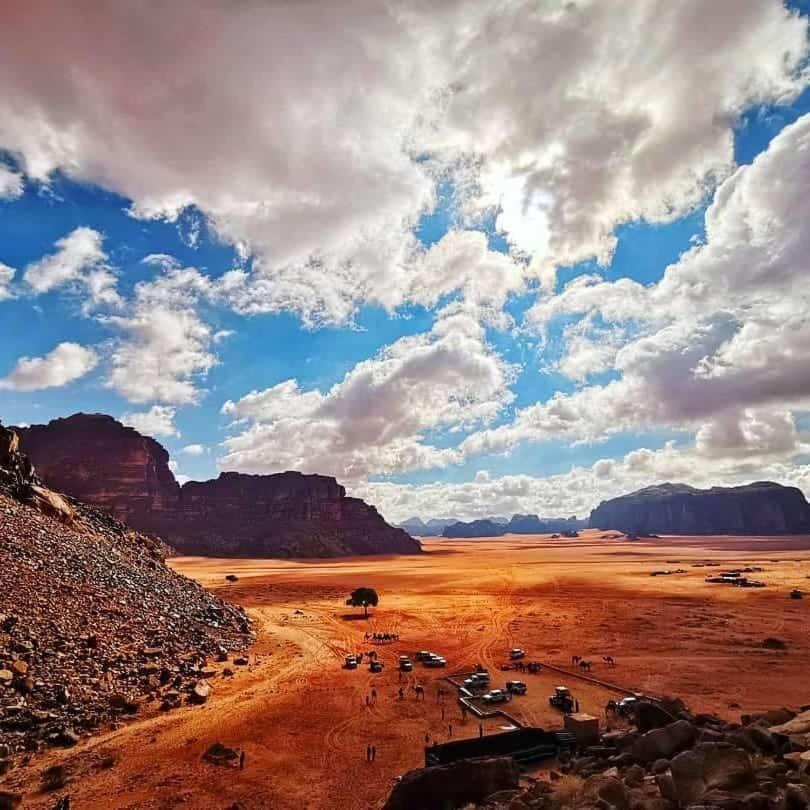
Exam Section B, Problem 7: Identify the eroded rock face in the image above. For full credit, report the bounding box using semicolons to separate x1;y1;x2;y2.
589;482;810;535
17;414;421;558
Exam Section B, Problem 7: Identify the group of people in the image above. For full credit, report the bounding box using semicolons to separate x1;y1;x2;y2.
365;744;378;762
364;631;400;643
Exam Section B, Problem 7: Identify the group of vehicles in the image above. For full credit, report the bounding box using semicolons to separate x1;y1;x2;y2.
463;667;528;704
344;653;384;673
398;650;447;672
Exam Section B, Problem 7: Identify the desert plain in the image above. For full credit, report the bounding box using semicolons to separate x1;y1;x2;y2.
5;530;810;809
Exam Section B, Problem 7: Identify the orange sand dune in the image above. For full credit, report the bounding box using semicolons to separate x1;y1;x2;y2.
6;531;810;809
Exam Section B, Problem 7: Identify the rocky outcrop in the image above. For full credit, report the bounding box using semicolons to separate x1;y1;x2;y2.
449;695;810;810
0;427;252;761
589;482;810;535
16;414;421;558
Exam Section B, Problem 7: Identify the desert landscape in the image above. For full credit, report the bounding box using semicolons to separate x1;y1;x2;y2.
4;531;809;809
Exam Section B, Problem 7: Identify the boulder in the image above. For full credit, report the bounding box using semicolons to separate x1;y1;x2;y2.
631;720;697;763
784;784;810;810
771;710;810;737
383;757;520;810
41;765;67;791
0;792;22;810
670;743;753;805
190;681;211;704
202;742;239;766
637;701;676;732
582;774;630;810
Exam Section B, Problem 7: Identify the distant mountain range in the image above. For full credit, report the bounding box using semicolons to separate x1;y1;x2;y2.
397;513;586;538
589;481;810;535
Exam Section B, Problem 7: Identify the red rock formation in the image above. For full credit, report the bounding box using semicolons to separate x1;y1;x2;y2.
16;414;421;558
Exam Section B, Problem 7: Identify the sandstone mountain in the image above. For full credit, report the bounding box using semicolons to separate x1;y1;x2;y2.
589;481;810;535
443;518;506;538
16;413;421;558
0;424;251;757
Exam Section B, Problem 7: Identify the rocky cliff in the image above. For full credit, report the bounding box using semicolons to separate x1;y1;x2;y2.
589;482;810;535
16;414;421;558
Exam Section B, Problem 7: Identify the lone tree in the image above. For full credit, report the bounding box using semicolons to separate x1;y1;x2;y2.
346;587;379;618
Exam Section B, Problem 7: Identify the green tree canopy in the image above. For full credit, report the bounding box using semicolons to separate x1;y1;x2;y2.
346;587;379;617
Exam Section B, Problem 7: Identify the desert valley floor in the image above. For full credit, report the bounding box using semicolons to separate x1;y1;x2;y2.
6;531;810;809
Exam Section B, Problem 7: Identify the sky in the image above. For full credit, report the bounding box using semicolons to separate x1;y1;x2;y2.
1;0;809;524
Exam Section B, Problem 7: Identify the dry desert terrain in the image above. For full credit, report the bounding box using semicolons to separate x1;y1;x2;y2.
6;530;810;809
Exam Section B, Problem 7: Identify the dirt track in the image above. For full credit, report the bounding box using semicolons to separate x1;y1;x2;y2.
5;531;810;809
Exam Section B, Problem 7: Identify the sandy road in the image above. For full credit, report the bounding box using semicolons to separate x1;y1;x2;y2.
5;531;810;809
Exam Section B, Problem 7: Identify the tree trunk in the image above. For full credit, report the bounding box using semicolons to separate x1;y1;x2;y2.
363;603;368;618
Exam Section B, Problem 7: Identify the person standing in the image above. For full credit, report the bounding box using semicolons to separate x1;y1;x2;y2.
366;744;372;762
448;723;453;737
239;750;246;770
371;745;377;762
479;723;484;738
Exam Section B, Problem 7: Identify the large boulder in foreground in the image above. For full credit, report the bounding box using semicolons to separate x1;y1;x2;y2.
383;757;519;810
670;743;754;805
631;720;697;763
16;413;421;558
590;481;810;535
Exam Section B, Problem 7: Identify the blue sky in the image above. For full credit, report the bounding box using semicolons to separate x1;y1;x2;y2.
1;1;809;521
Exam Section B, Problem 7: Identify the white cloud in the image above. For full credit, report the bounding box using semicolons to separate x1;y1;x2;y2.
23;227;122;310
104;265;218;404
121;405;179;438
180;443;206;456
0;1;805;321
0;263;15;301
220;307;515;479
0;342;98;391
465;113;810;459
0;164;23;199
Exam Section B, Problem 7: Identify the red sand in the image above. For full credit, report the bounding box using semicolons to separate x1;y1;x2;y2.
6;531;810;809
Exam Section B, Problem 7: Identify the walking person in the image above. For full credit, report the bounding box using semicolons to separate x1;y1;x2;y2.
239;750;246;770
448;723;453;737
366;744;372;762
371;745;377;762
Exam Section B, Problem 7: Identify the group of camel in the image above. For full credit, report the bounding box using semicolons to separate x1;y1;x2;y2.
364;631;400;643
571;654;615;671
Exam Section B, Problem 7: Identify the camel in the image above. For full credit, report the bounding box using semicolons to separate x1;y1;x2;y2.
412;684;425;700
578;659;592;672
602;655;615;666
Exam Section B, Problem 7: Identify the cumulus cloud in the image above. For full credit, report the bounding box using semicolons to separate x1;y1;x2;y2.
0;1;805;321
220;308;515;479
0;342;98;391
0;263;15;301
23;227;121;310
466;113;810;459
121;405;179;438
104;265;218;404
0;164;23;199
180;443;206;456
